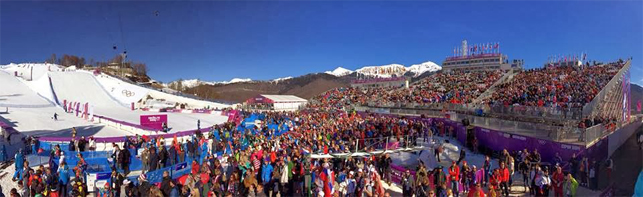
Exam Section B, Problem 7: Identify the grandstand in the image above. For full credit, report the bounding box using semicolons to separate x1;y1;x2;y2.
318;58;636;148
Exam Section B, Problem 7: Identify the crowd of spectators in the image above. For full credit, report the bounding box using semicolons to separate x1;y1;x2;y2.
484;61;624;109
9;108;432;197
311;70;505;109
314;60;625;122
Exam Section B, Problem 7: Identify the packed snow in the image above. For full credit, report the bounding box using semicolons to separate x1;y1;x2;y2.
0;63;230;137
0;70;53;108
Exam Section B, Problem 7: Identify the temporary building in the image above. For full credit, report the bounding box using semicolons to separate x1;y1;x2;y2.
245;94;307;111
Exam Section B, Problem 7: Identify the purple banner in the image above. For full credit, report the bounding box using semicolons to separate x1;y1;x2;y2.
390;164;416;184
192;109;212;114
166;109;183;113
140;114;168;131
472;127;586;164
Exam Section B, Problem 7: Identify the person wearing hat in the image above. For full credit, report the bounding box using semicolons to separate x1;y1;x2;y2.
434;165;447;196
137;173;151;197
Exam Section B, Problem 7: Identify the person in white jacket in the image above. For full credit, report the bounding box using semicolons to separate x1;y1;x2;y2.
536;170;551;196
88;137;96;151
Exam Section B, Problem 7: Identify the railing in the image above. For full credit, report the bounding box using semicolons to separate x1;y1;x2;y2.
0;103;54;108
582;60;631;117
583;124;604;145
354;105;570;142
472;69;516;103
363;102;584;123
308;134;424;159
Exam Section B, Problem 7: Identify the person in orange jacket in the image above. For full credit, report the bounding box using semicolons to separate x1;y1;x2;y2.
449;161;461;197
499;162;510;196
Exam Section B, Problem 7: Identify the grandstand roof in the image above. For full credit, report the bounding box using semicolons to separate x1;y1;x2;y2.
261;94;307;103
246;94;308;104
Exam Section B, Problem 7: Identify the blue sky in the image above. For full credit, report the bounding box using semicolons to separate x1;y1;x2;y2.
1;1;642;84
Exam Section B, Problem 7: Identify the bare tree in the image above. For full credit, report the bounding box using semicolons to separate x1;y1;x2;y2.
46;54;57;64
132;62;148;76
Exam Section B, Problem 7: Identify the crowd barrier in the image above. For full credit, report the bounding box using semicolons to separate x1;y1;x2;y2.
140;108;219;114
365;102;584;123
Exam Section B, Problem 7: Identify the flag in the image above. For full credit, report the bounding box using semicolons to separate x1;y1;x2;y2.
583;53;587;61
321;168;334;197
638;100;641;112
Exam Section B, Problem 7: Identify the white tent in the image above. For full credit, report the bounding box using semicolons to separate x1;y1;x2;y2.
246;94;308;111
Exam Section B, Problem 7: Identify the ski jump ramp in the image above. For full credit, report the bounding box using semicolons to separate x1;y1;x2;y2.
0;70;130;137
49;72;129;109
0;70;54;108
48;71;227;134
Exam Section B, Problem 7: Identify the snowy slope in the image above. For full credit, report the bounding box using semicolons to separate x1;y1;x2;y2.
1;63;63;80
0;70;54;108
49;72;129;109
91;72;150;105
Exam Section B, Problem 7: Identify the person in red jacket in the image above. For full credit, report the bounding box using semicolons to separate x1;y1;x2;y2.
489;169;500;195
499;162;510;196
551;166;565;197
449;161;461;197
467;183;485;197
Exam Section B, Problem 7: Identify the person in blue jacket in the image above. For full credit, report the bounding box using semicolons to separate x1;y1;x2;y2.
12;149;24;181
199;141;208;164
58;161;70;196
261;159;273;185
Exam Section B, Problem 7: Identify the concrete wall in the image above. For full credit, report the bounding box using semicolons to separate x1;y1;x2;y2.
608;117;643;158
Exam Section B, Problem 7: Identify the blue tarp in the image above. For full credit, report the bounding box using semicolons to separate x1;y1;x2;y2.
634;170;643;197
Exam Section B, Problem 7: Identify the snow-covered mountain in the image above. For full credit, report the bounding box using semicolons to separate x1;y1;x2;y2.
167;78;253;88
271;76;293;83
169;61;440;89
407;61;442;77
324;61;441;78
324;67;354;77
